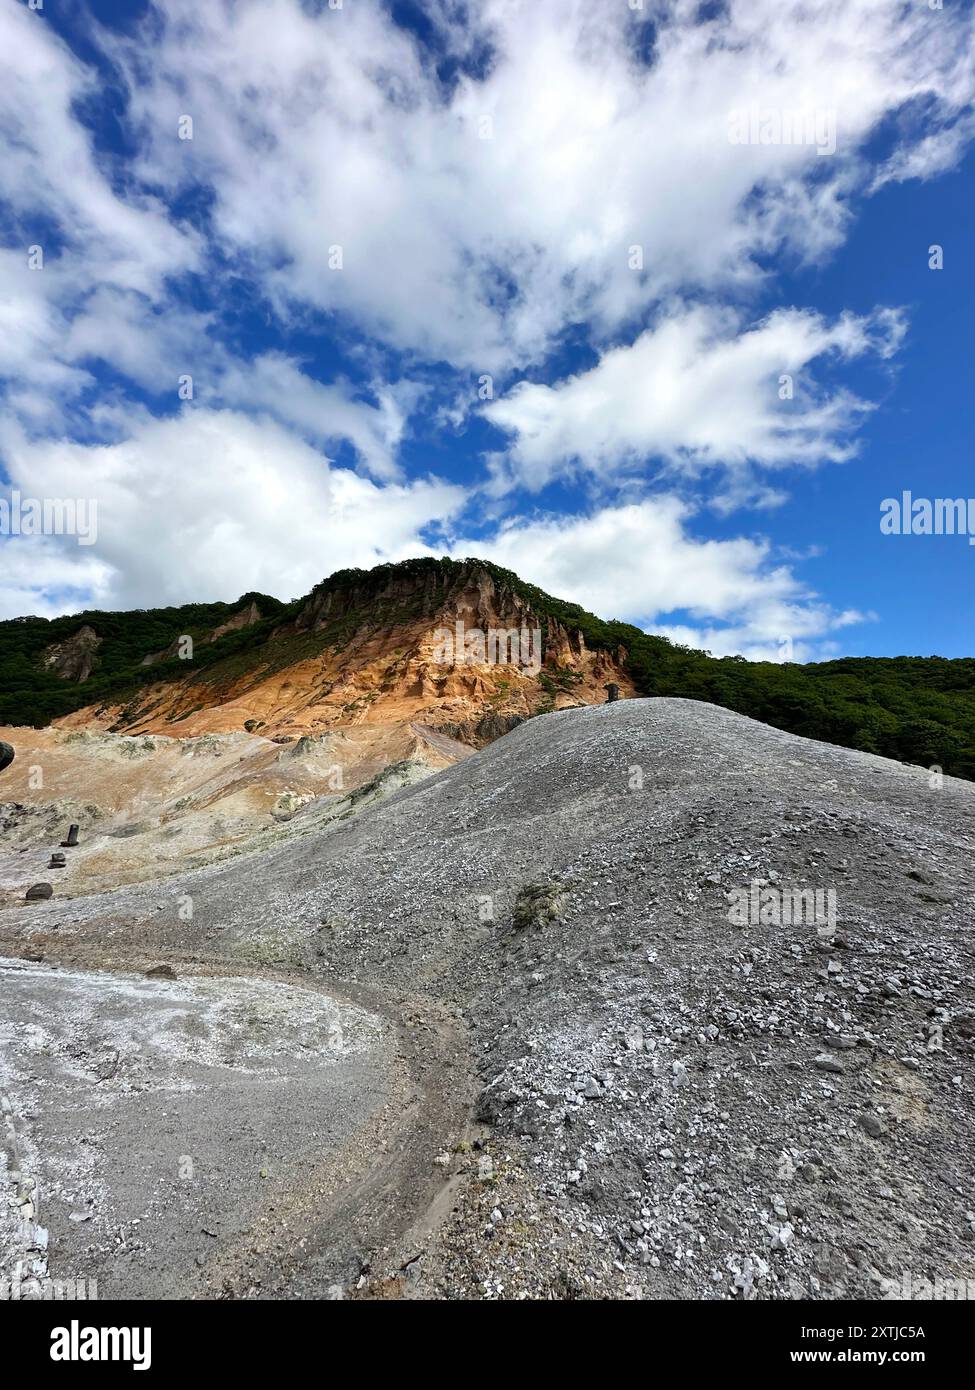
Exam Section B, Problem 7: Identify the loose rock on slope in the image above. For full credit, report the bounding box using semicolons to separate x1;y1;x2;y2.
2;699;973;1300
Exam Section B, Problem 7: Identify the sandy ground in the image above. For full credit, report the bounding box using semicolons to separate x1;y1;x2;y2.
0;957;392;1299
0;722;470;899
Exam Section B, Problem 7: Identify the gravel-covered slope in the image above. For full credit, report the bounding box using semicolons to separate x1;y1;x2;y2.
4;698;975;1300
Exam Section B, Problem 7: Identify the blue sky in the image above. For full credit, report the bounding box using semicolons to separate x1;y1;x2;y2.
1;0;973;660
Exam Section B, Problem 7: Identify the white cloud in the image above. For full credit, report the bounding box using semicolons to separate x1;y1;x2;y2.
0;257;411;479
871;113;975;191
652;604;873;664
0;2;198;293
2;0;968;469
0;250;91;428
0;6;407;483
104;0;973;369
1;0;971;650
214;354;414;482
483;305;905;491
1;467;869;660
447;496;863;659
0;410;466;614
0;537;112;623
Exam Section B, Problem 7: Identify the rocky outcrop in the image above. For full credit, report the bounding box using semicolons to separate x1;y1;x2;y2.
209;600;262;642
41;625;102;681
436;711;527;746
142;601;264;666
290;560;536;638
58;562;633;749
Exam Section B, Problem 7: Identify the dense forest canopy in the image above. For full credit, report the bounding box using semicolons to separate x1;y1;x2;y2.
1;557;973;779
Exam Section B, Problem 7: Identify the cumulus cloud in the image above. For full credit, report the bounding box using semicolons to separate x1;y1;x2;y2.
0;537;112;624
214;355;415;482
0;257;412;478
652;606;872;664
1;0;972;653
0;410;465;615
446;497;865;660
1;419;863;661
2;0;968;449
482;305;906;491
104;0;973;368
0;5;411;480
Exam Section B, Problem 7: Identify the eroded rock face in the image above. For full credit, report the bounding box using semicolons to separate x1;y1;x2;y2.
141;601;264;666
54;563;635;747
41;625;102;682
208;600;262;642
3;566;633;891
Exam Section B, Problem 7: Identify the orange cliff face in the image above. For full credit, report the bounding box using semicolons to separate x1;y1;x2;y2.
54;563;635;746
1;564;635;895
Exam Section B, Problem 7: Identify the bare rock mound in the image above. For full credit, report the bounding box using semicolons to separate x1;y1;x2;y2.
5;699;974;1301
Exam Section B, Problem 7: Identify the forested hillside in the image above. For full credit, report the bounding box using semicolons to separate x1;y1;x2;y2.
1;558;973;778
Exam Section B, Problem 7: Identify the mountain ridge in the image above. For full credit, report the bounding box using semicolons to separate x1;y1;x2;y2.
1;556;974;777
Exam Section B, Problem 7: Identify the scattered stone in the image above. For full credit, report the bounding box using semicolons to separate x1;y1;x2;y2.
25;883;53;902
814;1054;844;1074
145;963;177;980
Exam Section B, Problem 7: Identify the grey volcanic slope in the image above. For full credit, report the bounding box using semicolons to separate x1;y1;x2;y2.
3;698;975;1300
